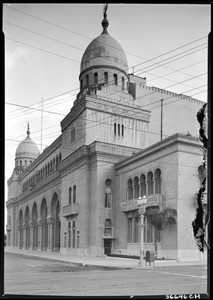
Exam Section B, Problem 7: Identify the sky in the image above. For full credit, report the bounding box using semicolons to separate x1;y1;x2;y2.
4;3;211;219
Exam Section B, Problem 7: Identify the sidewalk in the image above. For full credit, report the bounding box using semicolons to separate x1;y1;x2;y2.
5;247;206;269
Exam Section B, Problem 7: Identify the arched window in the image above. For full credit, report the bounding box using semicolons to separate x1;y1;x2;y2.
105;179;112;208
114;74;118;85
114;123;116;135
59;153;62;161
53;158;55;170
127;179;133;200
20;160;22;167
80;79;83;90
147;171;154;195
133;177;139;199
50;160;53;173
94;72;98;85
56;156;59;167
140;174;146;197
122;125;124;137
86;75;89;87
73;185;76;204
122;77;125;90
68;187;72;205
104;72;108;84
154;169;161;194
118;124;120;136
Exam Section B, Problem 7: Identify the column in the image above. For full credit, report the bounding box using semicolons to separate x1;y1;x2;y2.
29;222;34;250
22;224;27;249
47;217;55;251
37;219;43;251
17;226;21;249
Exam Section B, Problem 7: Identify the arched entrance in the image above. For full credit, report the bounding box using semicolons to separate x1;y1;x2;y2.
18;210;23;249
51;193;60;252
40;198;48;251
32;203;38;250
24;207;30;249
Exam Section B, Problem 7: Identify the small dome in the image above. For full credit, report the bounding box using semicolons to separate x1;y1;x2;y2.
80;10;128;77
15;124;40;159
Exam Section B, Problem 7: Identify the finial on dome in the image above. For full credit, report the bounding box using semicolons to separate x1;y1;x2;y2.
102;3;109;34
27;122;30;137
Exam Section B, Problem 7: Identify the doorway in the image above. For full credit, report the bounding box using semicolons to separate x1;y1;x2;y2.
104;239;111;255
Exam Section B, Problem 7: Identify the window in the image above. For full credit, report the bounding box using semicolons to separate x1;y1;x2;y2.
114;74;118;85
68;222;71;248
94;72;98;85
104;72;108;84
20;160;22;167
68;187;72;205
127;217;132;243
114;123;116;135
122;125;124;137
72;221;76;248
86;75;89;87
105;179;112;208
154;169;161;194
80;79;83;90
140;174;146;196
147;172;154;195
118;124;120;136
71;128;75;143
127;179;133;200
122;77;125;90
73;185;76;204
133;215;139;243
25;160;27;166
133;177;139;199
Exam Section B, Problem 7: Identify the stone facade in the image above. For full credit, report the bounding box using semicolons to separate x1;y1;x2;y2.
6;10;206;262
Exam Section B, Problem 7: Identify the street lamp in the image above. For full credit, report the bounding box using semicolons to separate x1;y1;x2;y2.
138;195;147;268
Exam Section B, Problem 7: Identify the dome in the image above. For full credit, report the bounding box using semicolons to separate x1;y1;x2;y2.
80;11;128;77
15;124;40;159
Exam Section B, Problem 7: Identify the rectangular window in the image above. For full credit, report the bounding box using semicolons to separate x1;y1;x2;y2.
72;221;76;248
114;123;116;135
147;217;153;243
71;128;75;143
105;194;112;208
127;218;132;243
77;235;80;248
122;125;124;137
133;216;139;243
118;124;120;136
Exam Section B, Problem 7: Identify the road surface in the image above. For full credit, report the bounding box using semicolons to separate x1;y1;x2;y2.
3;252;208;297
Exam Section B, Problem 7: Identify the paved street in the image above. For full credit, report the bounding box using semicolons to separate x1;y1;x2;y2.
4;252;208;297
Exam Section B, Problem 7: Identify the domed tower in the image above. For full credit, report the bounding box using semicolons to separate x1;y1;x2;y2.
14;123;40;173
79;5;129;94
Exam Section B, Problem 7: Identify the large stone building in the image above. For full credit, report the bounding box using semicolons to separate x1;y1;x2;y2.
6;9;207;261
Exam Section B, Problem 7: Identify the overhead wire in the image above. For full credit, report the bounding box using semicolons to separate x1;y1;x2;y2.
4;5;208;148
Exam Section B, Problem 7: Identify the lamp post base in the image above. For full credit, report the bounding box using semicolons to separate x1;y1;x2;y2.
138;259;146;268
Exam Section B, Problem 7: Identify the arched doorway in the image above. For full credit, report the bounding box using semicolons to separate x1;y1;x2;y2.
18;210;23;249
24;207;30;249
51;193;60;252
40;198;48;251
32;203;38;250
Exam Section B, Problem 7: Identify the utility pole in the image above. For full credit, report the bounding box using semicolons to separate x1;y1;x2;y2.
161;99;163;141
40;97;43;153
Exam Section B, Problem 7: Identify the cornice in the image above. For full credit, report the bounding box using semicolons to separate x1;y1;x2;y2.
115;133;202;170
79;64;128;79
17;170;61;204
19;135;62;181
